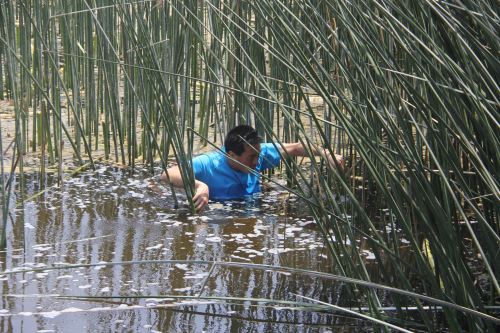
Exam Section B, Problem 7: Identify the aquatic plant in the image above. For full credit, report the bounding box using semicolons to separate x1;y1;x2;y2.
0;0;498;331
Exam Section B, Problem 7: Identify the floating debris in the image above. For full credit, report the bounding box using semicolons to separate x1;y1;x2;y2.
267;248;294;254
175;264;189;271
362;250;376;260
205;236;222;243
145;244;163;251
184;272;209;279
129;191;145;198
41;310;61;319
78;284;92;289
230;255;251;262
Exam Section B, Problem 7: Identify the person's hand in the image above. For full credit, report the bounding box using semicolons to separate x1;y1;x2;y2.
325;150;345;169
334;153;344;169
193;181;209;212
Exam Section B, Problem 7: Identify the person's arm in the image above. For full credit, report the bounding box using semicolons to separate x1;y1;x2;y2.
279;142;344;169
160;166;209;212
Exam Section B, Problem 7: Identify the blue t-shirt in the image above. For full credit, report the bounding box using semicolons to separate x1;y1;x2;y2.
192;143;281;200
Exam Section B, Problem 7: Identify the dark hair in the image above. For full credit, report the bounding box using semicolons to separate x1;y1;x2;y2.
224;125;261;155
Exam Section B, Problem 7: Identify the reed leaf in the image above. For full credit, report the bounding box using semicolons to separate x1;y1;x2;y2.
1;1;498;331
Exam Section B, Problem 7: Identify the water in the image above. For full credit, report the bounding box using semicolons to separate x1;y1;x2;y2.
0;165;365;332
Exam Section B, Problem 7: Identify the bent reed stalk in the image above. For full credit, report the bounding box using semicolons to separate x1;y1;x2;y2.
0;0;498;331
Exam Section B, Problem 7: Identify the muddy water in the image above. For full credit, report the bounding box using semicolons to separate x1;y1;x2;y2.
0;165;366;332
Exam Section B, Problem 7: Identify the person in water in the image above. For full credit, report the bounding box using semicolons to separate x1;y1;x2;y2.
161;125;344;212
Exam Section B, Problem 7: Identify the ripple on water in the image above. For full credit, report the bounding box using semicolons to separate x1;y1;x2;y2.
0;164;346;331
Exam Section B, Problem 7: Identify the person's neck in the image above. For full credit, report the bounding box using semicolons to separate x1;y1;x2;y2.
226;157;241;172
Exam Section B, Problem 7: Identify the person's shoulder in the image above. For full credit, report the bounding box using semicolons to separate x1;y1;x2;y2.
260;142;278;153
193;150;224;164
258;142;281;169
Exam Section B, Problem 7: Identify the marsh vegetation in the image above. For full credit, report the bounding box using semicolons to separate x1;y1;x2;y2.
0;0;498;332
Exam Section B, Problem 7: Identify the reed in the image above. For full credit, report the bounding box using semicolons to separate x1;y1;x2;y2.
0;0;498;331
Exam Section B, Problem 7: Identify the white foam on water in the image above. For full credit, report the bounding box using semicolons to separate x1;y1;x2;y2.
205;236;222;243
268;248;293;254
175;264;189;271
78;284;92;289
145;244;163;251
129;191;144;198
362;250;376;260
32;245;52;251
96;166;107;174
184;272;209;280
158;219;176;224
297;220;315;226
41;311;61;319
174;300;216;306
19;312;33;316
239;248;263;256
230;255;251;262
285;227;303;233
60;307;84;313
94;261;108;270
144;298;166;303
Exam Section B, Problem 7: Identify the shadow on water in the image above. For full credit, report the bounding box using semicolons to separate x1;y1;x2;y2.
0;164;373;332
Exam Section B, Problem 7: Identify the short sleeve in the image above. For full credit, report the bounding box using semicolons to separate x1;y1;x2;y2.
192;154;210;179
258;143;281;170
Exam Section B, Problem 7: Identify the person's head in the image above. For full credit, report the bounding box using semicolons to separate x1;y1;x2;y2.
224;125;261;173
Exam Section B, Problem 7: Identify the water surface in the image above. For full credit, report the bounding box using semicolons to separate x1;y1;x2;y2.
1;165;365;332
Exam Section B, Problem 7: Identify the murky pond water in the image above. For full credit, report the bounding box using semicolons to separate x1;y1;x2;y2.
0;164;369;332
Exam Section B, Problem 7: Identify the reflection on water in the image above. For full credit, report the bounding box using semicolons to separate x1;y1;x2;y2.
0;165;365;332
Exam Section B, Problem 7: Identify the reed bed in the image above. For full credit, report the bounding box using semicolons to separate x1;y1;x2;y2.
0;0;498;331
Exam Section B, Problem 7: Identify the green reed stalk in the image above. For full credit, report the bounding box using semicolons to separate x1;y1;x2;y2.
0;112;6;249
2;1;498;330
